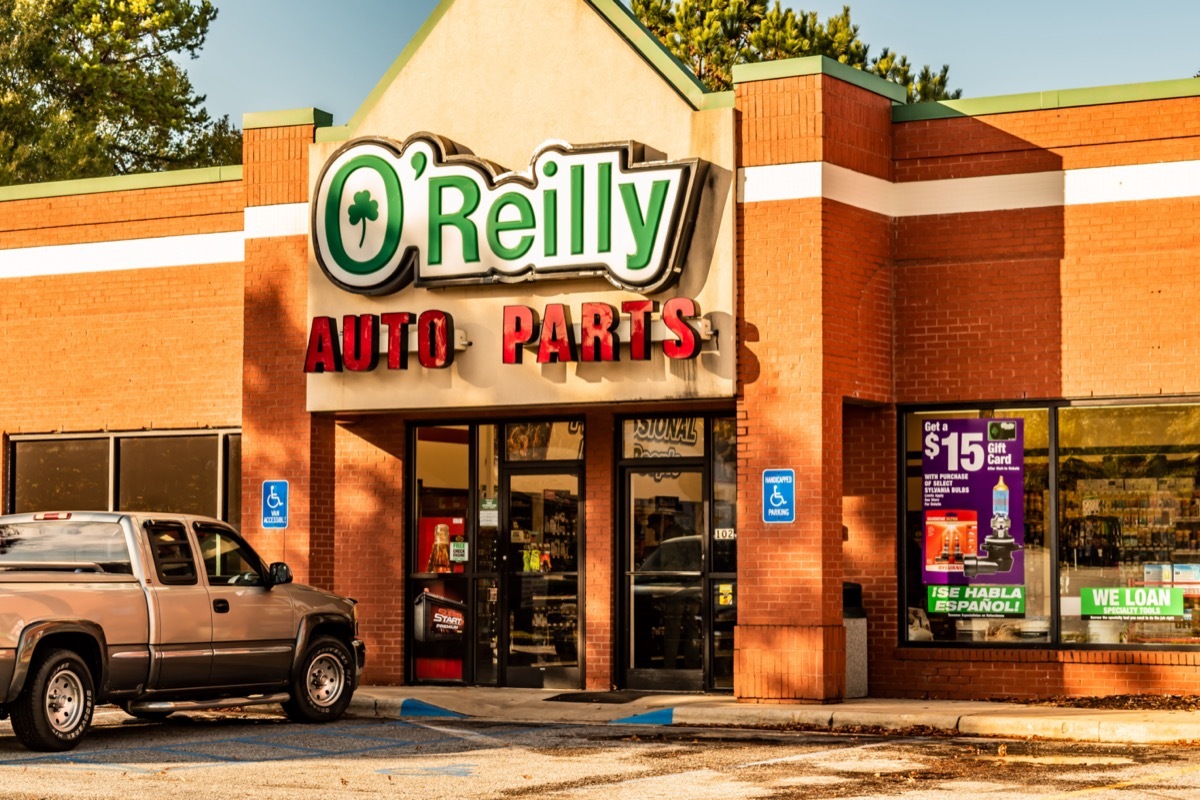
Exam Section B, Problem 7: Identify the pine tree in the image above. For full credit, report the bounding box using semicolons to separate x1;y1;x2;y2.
632;1;961;101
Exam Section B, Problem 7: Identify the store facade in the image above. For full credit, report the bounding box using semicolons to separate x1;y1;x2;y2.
2;0;1200;700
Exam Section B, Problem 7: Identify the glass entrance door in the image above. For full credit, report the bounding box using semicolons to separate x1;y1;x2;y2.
621;416;737;692
626;468;705;690
504;471;581;688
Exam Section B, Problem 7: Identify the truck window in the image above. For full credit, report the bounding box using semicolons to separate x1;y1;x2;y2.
143;521;198;585
195;523;263;586
0;521;131;573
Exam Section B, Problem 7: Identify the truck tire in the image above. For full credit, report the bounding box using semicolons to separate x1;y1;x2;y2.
282;636;354;723
10;649;95;752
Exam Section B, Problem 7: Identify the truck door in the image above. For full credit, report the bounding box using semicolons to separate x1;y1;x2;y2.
141;519;213;689
193;522;295;686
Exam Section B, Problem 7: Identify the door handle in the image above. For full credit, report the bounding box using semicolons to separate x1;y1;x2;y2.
213;599;230;613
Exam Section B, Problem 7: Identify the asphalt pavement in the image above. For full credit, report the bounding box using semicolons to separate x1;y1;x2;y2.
349;685;1200;745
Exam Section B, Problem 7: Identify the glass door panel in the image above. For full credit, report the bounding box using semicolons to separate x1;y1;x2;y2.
627;468;705;691
506;472;580;688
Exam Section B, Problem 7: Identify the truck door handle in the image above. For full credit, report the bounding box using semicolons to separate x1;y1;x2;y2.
213;599;230;613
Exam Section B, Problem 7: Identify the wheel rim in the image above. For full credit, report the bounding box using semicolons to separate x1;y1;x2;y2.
45;669;85;734
306;653;345;708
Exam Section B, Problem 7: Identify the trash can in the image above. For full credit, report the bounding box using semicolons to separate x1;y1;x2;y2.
843;581;867;698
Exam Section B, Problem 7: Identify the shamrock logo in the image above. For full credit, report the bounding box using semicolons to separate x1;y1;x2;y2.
347;189;379;248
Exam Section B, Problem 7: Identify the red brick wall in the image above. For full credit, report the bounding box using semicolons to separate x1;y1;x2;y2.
584;410;615;690
238;124;321;570
0;172;245;513
333;418;407;684
244;126;314;207
0;182;242;248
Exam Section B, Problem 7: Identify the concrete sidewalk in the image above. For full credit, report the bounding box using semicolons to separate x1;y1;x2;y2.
348;685;1200;745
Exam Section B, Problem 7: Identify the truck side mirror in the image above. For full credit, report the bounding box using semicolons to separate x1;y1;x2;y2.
268;562;293;587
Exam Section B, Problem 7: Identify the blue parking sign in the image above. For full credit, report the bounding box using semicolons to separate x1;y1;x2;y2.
762;469;795;523
262;480;289;529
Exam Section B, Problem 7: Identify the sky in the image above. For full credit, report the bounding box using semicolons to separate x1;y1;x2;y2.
187;1;1200;126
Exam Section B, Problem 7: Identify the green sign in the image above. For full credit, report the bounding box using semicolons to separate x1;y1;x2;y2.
927;585;1026;618
312;134;705;296
1081;587;1184;620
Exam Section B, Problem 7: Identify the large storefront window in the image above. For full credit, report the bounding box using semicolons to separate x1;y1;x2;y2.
904;409;1051;645
904;403;1200;648
8;431;242;526
1058;405;1200;645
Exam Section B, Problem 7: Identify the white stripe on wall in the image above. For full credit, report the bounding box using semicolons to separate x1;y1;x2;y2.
0;203;308;279
0;231;246;279
244;203;309;238
740;159;1200;216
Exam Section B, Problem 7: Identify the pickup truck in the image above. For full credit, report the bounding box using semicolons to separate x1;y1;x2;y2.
0;511;365;752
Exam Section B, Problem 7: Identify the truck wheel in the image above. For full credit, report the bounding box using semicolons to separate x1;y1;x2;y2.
282;637;354;723
11;649;95;752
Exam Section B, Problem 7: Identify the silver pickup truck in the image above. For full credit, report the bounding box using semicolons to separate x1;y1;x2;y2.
0;511;365;751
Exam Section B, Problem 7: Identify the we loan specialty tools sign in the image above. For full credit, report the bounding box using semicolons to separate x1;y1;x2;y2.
921;418;1026;618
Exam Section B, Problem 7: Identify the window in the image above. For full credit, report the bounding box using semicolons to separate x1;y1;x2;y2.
8;430;241;526
903;402;1200;648
1058;405;1200;645
11;439;109;513
144;521;198;585
195;523;263;586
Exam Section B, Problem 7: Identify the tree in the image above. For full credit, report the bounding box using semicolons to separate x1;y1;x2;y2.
0;0;241;187
632;1;962;102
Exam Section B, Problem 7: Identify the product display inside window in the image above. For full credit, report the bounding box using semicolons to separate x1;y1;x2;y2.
905;403;1200;648
905;409;1051;644
1057;405;1200;645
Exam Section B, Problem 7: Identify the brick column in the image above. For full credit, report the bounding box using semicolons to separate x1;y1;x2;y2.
240;110;334;585
583;410;615;690
732;62;897;702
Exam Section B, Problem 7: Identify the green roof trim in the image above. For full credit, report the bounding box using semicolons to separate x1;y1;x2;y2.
698;90;735;110
733;56;907;104
343;0;456;133
315;125;352;144
342;0;718;133
243;108;333;130
894;76;1200;122
585;0;710;110
0;165;243;203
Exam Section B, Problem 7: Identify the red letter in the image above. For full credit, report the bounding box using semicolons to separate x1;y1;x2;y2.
342;314;379;372
662;297;701;360
537;304;578;364
580;302;619;362
304;317;342;373
622;300;655;361
381;312;414;370
502;305;538;364
417;310;454;369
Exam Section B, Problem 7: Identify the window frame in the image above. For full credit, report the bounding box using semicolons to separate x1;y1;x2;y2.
6;429;242;526
900;397;1200;651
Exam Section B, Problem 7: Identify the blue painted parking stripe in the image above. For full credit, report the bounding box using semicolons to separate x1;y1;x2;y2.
399;698;468;718
611;708;675;725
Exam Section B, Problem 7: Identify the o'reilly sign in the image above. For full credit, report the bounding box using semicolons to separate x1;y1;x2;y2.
312;133;705;296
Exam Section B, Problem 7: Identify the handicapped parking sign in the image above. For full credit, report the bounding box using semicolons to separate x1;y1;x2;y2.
762;469;795;523
262;480;289;529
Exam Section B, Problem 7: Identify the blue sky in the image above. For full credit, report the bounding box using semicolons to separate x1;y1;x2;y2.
187;1;1200;126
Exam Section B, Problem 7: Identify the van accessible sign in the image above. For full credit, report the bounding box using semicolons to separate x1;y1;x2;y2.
312;133;705;296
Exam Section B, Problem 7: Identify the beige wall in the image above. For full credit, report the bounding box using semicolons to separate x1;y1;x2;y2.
306;0;735;413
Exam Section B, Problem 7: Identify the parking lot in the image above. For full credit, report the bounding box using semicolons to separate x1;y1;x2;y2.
6;706;1200;799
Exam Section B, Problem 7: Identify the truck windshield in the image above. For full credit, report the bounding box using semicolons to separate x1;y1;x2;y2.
0;521;131;573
